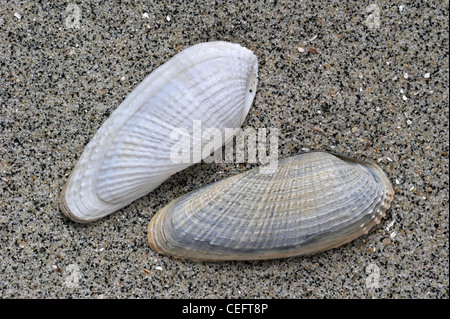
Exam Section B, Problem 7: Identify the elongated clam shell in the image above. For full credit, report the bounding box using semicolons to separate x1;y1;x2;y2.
60;42;258;222
148;152;394;261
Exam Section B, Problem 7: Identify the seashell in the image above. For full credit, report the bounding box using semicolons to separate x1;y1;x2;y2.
60;41;258;222
148;152;394;261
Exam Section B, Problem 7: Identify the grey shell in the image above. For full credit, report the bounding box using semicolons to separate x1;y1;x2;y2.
148;152;394;261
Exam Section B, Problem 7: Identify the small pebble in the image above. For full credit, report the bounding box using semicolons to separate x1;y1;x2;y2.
424;73;430;79
14;12;21;20
386;219;395;230
313;126;324;133
308;47;318;54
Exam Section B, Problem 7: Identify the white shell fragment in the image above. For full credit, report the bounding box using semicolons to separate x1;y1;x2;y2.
148;152;394;261
60;42;258;222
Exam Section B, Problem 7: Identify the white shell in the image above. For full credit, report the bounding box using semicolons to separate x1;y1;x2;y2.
60;42;258;222
148;152;395;261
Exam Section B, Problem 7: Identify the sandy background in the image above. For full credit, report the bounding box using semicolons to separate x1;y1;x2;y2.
1;1;448;298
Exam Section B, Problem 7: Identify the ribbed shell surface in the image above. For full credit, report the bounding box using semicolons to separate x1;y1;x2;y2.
60;42;258;222
148;152;394;261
